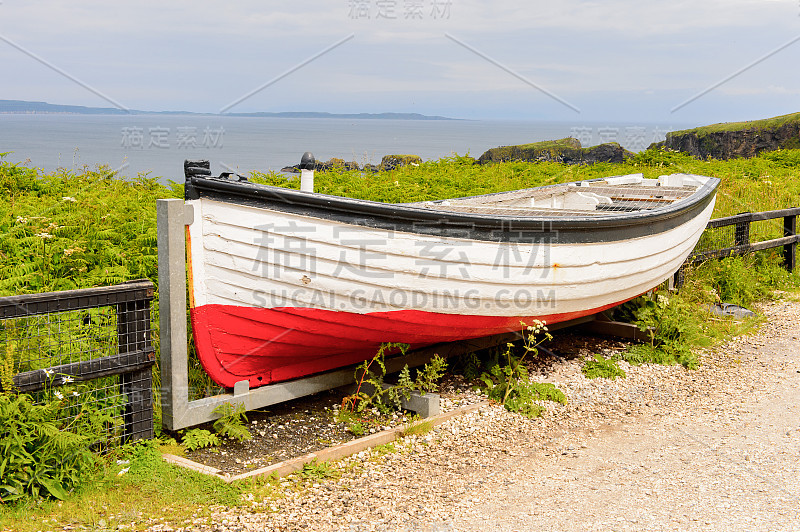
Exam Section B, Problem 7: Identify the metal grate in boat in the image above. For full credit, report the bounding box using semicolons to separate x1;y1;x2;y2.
412;174;706;216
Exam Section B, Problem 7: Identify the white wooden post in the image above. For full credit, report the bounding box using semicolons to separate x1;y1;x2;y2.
300;151;315;192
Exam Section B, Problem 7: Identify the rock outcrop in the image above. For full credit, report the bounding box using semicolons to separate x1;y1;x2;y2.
281;154;421;174
380;154;422;171
650;112;800;160
477;138;634;165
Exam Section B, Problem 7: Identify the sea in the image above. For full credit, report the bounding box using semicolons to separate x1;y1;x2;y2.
0;115;694;183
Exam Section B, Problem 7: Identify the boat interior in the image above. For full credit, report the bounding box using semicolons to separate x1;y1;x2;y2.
413;173;709;217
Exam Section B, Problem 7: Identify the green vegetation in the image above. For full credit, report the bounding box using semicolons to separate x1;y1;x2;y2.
2;143;800;527
340;344;447;415
372;442;399;456
400;417;433;437
515;137;581;150
211;402;252;443
0;155;176;295
298;459;339;482
668;111;800;138
4;147;800;299
610;249;795;370
581;354;626;380
476;321;566;419
0;393;101;502
180;428;220;451
0;436;266;531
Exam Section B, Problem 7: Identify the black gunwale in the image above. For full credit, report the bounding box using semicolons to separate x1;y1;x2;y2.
185;175;719;244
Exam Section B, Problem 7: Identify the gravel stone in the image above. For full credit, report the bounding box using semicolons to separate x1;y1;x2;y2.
151;298;800;531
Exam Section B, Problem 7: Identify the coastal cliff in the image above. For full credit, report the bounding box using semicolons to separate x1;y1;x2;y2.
650;112;800;160
477;138;633;165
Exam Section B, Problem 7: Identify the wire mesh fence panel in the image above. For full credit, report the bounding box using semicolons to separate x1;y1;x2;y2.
0;280;155;447
675;209;800;287
2;307;118;374
691;224;737;259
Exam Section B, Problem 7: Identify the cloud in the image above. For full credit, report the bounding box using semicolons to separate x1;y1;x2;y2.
0;0;798;123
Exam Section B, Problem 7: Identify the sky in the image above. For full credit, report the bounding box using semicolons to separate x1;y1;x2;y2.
0;0;799;125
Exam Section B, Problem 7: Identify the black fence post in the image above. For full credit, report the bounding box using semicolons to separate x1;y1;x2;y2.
734;219;750;252
784;214;797;272
673;266;685;290
117;297;154;443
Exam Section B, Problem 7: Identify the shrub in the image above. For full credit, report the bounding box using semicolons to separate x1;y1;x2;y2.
0;393;102;502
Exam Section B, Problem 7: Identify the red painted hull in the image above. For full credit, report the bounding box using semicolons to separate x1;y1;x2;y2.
190;302;625;388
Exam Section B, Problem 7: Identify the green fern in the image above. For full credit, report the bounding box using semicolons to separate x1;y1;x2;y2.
181;428;220;451
211;402;252;442
414;354;447;393
0;392;101;502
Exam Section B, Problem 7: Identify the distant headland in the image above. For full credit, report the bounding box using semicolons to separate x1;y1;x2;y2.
0;99;458;120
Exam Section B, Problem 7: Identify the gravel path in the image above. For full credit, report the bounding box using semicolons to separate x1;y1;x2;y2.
158;298;800;532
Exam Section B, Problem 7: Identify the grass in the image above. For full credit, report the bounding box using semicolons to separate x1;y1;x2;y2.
400;418;433;437
581;354;626;380
515;137;582;150
613;252;790;370
297;459;339;482
668;111;800;138
0;440;246;532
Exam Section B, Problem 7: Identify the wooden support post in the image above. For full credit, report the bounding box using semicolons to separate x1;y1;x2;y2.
784;214;797;272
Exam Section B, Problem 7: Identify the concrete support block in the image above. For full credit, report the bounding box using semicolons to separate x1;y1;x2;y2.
353;382;440;418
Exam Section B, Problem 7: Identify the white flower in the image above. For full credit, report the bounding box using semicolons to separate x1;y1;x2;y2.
117;467;130;476
43;368;54;377
62;196;77;202
35;232;53;239
62;375;74;384
15;216;28;224
72;391;80;397
53;391;64;400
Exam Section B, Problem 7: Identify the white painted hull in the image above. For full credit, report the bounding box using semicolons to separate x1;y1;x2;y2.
183;170;719;387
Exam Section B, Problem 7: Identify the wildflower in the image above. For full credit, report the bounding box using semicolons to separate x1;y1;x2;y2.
117;467;130;476
15;216;28;224
62;196;77;202
43;368;54;377
53;391;64;400
62;375;74;384
35;232;53;239
72;391;80;397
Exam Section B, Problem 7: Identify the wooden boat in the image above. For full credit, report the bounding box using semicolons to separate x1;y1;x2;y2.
183;161;719;388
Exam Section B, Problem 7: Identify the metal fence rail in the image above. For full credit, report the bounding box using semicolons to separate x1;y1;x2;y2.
675;207;799;287
0;280;155;444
